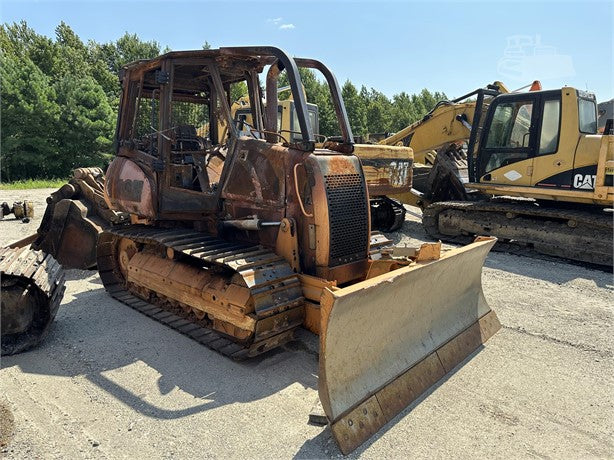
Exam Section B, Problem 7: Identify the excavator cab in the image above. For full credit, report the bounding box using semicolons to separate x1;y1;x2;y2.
234;100;320;143
472;88;610;198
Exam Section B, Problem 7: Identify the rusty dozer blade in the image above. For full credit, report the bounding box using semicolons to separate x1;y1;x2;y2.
318;238;500;454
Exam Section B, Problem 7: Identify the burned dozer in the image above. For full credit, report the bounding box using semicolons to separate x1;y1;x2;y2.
86;46;500;453
214;89;412;232
1;168;127;355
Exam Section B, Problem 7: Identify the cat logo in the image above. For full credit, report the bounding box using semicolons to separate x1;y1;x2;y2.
573;174;596;190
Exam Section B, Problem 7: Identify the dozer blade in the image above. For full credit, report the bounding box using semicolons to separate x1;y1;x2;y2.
318;237;500;454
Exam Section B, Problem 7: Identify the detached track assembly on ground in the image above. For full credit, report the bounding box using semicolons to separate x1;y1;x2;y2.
0;246;65;355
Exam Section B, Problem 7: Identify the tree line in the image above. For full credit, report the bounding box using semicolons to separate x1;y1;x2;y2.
1;21;446;181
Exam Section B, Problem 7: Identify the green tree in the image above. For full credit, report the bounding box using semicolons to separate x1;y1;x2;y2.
0;54;60;180
390;92;417;132
418;88;437;114
52;75;115;173
53;21;89;77
364;87;393;134
341;80;367;136
1;21;59;76
99;32;162;76
230;81;248;102
0;22;118;180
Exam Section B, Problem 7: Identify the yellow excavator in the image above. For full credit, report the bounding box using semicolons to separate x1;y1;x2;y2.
1;47;500;454
381;82;613;266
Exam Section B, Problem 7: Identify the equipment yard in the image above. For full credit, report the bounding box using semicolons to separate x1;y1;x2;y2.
1;188;612;459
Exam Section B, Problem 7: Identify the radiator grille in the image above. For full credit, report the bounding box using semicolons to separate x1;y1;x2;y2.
324;173;369;267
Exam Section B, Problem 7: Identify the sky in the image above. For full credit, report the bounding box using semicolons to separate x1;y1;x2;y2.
2;0;613;102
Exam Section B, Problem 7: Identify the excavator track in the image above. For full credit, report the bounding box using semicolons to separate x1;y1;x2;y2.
1;246;65;355
97;225;305;360
423;199;613;266
370;196;406;232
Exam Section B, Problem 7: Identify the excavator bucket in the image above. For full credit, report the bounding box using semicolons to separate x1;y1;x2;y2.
318;237;500;454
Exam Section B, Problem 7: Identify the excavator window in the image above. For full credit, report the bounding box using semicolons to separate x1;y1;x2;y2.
578;97;597;134
232;107;283;139
485;100;533;149
538;98;561;155
482;99;534;173
289;103;319;142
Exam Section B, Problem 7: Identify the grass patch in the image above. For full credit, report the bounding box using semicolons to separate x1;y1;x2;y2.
0;178;68;190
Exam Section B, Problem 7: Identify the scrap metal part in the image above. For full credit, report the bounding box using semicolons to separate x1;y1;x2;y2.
96;225;305;359
370;196;406;232
0;246;65;356
0;201;34;220
32;167;128;269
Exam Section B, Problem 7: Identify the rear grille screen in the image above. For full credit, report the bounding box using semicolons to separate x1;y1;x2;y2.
324;173;369;267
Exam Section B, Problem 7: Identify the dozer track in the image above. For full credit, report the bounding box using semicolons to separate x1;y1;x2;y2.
97;225;305;359
423;199;613;266
1;246;65;355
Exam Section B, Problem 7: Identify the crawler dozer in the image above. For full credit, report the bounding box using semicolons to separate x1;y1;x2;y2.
1;47;500;454
381;82;614;266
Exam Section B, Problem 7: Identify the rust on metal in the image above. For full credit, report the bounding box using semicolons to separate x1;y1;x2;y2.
0;246;66;355
319;238;499;454
32;168;128;269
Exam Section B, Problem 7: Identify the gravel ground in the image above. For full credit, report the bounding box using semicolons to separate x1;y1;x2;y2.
0;188;613;459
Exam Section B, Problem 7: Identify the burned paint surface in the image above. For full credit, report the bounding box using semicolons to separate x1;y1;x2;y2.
105;157;155;218
117;178;144;202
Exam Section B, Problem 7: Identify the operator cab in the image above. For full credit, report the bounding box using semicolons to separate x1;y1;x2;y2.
476;88;598;189
114;47;355;222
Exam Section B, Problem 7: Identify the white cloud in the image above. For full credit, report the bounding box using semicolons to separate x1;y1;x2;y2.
268;17;283;24
279;23;295;30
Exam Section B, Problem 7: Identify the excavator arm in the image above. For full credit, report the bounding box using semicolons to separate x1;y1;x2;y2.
379;82;508;164
377;82;508;206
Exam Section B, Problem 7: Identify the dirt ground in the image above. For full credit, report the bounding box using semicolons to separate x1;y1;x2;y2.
0;188;612;459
